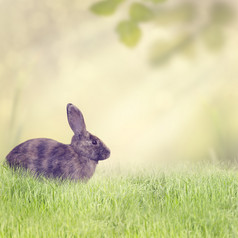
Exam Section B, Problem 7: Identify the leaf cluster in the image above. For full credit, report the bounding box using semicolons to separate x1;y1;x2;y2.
91;1;235;66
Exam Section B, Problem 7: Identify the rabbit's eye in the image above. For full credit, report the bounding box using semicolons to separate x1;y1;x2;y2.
92;140;97;145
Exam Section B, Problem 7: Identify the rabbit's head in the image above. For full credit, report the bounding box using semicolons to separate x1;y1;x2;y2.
67;103;110;162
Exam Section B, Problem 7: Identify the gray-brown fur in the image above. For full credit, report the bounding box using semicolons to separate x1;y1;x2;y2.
6;103;110;181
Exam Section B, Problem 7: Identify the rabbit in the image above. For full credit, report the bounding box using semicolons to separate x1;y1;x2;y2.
6;103;110;181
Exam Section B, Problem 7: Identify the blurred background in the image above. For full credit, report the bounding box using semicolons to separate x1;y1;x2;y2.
0;0;238;169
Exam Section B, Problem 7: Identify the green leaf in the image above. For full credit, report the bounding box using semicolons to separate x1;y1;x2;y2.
90;0;125;16
116;20;142;47
130;3;154;22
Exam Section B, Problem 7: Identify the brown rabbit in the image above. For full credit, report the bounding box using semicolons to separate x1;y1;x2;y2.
6;103;110;181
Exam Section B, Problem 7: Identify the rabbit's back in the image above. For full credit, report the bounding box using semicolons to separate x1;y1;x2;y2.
6;138;97;180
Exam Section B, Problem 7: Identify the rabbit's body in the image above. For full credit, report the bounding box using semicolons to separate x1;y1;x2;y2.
6;138;97;180
6;104;110;181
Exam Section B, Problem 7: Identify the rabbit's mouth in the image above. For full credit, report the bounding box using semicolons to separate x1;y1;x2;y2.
105;149;111;159
99;149;110;161
92;149;110;162
90;159;99;163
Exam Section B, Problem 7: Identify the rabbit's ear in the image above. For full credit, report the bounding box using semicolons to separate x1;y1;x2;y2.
67;103;86;135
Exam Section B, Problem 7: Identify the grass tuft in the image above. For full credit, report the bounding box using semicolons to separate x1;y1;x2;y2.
0;164;238;237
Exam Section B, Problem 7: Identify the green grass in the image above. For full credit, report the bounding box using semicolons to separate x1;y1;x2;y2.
1;164;238;237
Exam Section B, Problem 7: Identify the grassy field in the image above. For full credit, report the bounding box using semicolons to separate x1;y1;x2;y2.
0;163;238;238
